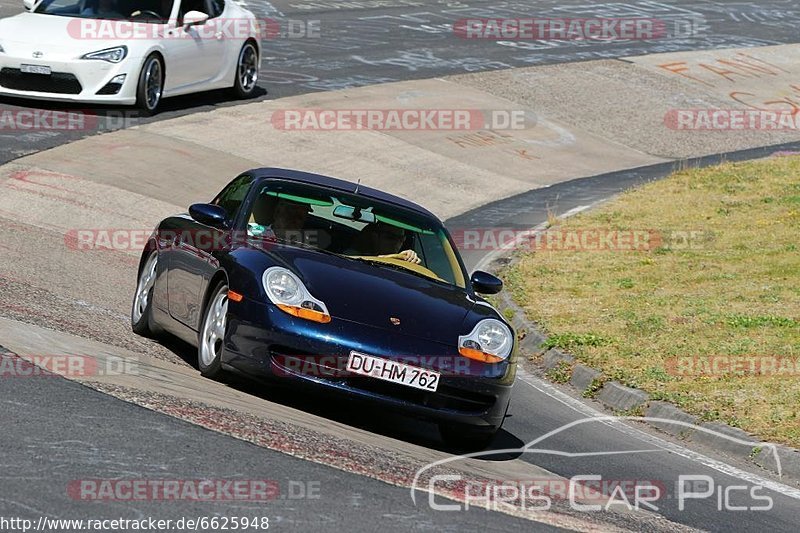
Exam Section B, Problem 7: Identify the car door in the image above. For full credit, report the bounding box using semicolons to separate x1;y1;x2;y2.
200;0;230;79
168;174;253;330
163;0;227;90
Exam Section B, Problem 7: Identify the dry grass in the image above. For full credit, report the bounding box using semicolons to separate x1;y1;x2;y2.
505;156;800;446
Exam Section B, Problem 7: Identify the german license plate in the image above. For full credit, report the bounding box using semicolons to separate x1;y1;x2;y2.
346;351;440;392
20;64;52;75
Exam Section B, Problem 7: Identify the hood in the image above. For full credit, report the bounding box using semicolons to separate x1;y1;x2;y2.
0;13;140;58
272;246;475;345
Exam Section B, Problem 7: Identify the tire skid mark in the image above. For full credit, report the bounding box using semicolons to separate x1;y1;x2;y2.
5;170;126;216
0;214;139;266
8;168;85;194
100;142;195;158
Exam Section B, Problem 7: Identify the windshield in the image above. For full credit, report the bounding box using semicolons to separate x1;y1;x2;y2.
34;0;175;21
245;181;467;288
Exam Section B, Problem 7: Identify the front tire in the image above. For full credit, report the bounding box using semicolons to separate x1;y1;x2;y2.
198;282;229;378
232;42;259;99
136;54;164;116
131;251;159;337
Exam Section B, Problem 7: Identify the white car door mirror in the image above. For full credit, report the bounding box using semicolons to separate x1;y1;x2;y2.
183;10;209;28
23;0;34;11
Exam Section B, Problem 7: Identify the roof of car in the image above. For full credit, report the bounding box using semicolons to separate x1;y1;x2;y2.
250;168;438;220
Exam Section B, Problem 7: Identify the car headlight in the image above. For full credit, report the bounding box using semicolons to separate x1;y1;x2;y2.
262;266;331;323
458;319;513;363
81;46;128;63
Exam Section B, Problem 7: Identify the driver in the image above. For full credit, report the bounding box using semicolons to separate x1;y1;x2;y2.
271;198;311;242
81;0;124;18
160;0;174;18
350;222;421;264
129;0;173;20
249;196;311;243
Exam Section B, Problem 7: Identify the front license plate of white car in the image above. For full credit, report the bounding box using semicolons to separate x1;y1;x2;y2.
20;64;52;75
347;351;440;392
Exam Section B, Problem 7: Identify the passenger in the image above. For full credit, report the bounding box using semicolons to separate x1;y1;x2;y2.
350;222;420;264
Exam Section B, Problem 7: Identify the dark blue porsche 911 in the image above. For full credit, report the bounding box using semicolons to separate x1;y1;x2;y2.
131;168;517;448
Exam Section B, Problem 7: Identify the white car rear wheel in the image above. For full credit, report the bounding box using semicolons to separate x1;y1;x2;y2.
232;42;259;98
136;54;164;115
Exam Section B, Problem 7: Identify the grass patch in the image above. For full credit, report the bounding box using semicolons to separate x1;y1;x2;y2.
506;156;800;446
546;361;573;384
542;332;612;350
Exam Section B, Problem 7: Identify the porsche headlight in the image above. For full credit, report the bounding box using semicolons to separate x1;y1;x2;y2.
458;319;513;363
81;46;128;63
262;266;330;323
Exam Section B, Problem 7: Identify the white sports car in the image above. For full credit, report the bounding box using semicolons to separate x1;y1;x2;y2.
0;0;261;113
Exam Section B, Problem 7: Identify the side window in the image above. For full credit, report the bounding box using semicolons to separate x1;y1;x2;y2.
212;174;253;220
178;0;205;18
208;0;224;17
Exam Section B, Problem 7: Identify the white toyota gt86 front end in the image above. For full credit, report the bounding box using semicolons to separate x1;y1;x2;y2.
0;0;262;113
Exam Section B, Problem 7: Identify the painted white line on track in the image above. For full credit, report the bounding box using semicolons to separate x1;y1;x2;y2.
516;367;800;501
472;204;593;273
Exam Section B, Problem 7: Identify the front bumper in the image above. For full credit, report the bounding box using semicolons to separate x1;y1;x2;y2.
223;298;516;429
0;53;138;104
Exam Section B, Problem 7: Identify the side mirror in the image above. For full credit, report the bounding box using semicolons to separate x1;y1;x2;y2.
23;0;34;11
183;10;209;27
189;203;229;228
471;270;503;295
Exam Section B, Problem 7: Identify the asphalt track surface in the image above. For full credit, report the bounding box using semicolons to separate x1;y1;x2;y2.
0;347;550;532
2;0;800;531
2;0;800;162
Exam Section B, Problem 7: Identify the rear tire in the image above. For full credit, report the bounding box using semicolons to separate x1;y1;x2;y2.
198;282;229;379
136;54;164;116
232;42;259;99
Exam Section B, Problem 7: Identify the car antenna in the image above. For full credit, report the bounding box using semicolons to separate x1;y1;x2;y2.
354;179;361;194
